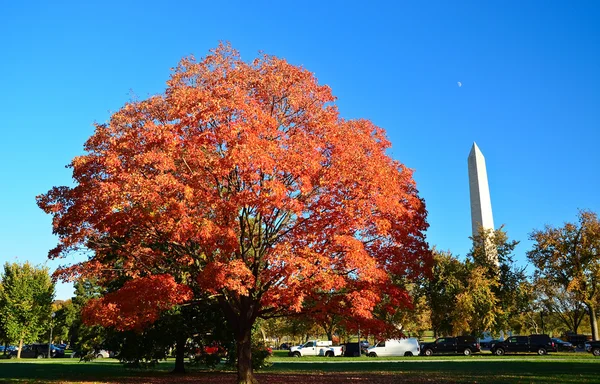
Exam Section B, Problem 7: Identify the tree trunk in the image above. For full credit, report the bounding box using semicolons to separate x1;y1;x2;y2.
259;326;267;344
172;335;187;374
218;295;260;384
236;325;258;384
17;338;23;359
588;304;599;341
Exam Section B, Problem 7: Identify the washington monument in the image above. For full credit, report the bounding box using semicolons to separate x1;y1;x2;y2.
468;142;495;238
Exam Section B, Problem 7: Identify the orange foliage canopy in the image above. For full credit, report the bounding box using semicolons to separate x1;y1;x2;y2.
38;43;431;334
81;275;193;331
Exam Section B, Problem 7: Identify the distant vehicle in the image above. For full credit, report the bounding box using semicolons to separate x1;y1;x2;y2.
279;343;291;350
71;349;111;359
420;336;480;356
566;334;590;350
359;340;370;354
9;343;64;359
552;338;575;352
490;334;556;355
342;342;362;357
367;338;420;357
587;341;600;356
288;340;343;357
203;345;220;355
94;349;110;358
479;338;502;349
0;345;17;353
196;343;227;357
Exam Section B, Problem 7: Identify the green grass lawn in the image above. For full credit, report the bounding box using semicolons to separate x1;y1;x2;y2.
267;350;600;383
1;352;599;383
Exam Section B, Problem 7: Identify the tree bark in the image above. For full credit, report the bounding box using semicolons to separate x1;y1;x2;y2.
172;335;187;374
588;303;599;341
17;338;23;359
218;295;259;384
259;326;267;344
326;330;333;341
236;324;258;384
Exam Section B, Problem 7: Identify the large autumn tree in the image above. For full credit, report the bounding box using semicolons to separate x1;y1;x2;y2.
38;44;430;383
528;210;600;341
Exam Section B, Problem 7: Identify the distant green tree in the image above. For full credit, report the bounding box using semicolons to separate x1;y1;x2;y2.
379;281;432;339
451;265;499;335
0;262;54;358
51;299;78;344
468;226;528;333
68;278;107;357
425;250;468;337
528;210;600;340
0;282;8;353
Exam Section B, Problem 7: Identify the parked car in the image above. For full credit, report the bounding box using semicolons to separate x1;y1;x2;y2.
10;345;40;359
479;338;502;349
204;343;228;357
367;338;420;357
490;334;556;355
587;341;600;356
279;343;291;350
552;338;575;352
71;349;111;359
9;343;64;359
94;349;111;358
420;336;480;356
359;340;370;354
566;334;590;350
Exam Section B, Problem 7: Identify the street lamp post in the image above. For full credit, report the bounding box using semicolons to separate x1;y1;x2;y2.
48;312;56;359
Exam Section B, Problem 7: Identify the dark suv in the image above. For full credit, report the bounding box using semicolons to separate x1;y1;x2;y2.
490;334;556;355
420;336;480;356
9;343;64;359
588;341;600;356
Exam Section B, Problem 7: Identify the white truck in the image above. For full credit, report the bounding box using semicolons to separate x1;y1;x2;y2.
288;340;344;357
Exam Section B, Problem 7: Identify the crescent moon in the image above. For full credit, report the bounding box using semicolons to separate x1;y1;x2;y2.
458;82;462;87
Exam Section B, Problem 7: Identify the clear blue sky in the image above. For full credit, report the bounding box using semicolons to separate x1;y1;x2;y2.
1;1;598;300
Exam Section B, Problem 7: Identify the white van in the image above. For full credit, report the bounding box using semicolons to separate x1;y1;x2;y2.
367;338;420;357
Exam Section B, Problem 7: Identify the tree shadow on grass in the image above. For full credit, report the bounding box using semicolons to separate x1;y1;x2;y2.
267;360;600;384
1;360;600;383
